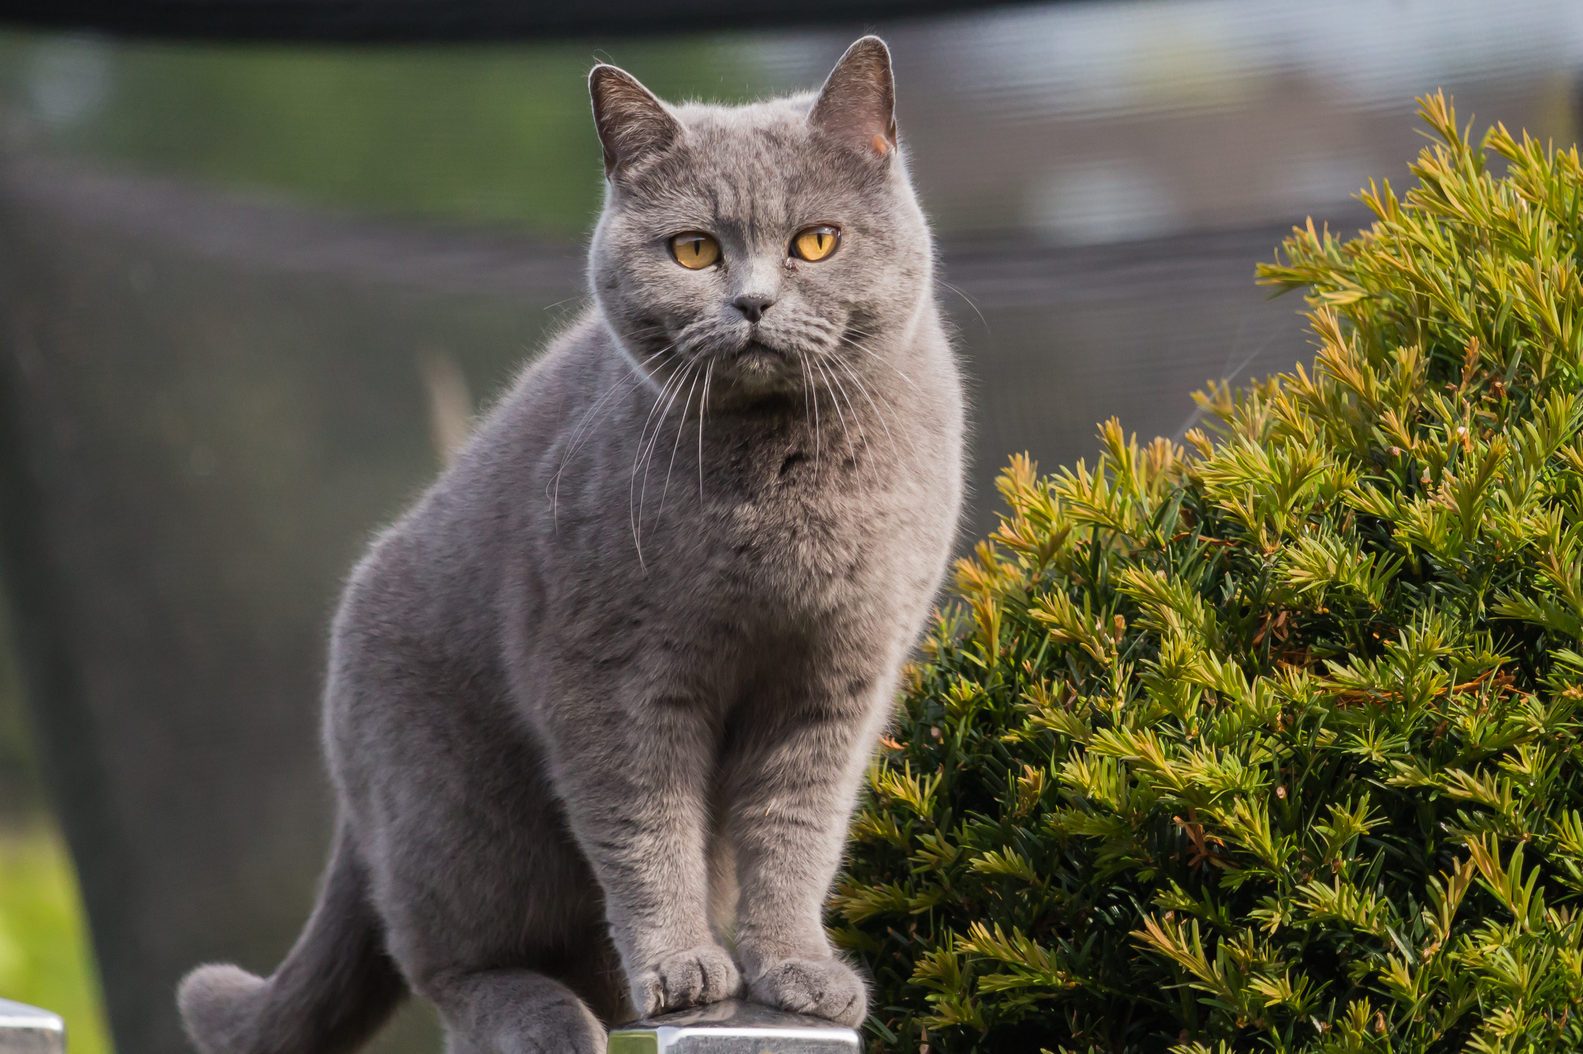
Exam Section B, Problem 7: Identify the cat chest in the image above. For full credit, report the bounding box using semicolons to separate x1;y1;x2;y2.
699;478;917;612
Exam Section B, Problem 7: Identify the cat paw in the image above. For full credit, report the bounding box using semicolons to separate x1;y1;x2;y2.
747;957;867;1026
504;994;607;1054
631;944;742;1016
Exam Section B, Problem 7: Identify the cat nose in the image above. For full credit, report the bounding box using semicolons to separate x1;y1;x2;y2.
731;294;775;324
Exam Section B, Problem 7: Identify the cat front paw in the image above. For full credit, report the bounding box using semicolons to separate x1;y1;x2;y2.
631;944;742;1016
747;957;867;1026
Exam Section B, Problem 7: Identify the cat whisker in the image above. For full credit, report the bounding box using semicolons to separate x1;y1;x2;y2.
541;293;590;315
659;365;703;515
696;358;713;502
838;333;922;394
632;358;697;567
795;350;821;481
831;366;862;456
1170;324;1277;442
551;375;634;518
816;353;869;459
938;279;990;333
630;358;689;498
810;356;854;456
551;342;676;524
629;357;694;569
825;352;900;463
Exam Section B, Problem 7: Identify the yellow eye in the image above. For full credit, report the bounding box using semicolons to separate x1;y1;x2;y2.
669;232;720;269
792;225;841;262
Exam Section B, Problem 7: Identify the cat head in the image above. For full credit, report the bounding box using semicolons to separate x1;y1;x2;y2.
586;37;932;402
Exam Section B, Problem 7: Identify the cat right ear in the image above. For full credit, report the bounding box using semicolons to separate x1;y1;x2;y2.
809;36;897;160
589;64;682;179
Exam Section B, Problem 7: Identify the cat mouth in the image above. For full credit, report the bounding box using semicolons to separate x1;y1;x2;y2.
733;340;785;359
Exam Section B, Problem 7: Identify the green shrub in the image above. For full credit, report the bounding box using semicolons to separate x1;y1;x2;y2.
833;94;1583;1054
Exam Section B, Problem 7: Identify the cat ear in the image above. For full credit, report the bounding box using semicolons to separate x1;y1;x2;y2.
589;64;682;178
809;36;897;159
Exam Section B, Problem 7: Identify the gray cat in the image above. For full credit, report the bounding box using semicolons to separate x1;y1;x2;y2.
177;36;964;1054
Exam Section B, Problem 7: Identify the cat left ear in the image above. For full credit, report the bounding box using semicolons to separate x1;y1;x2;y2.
589;63;682;179
809;36;897;160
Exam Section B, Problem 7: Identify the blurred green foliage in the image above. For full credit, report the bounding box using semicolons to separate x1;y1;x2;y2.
0;33;758;233
0;826;112;1054
1;590;112;1051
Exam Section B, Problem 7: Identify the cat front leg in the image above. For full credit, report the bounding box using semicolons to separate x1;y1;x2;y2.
720;655;897;1026
537;672;741;1017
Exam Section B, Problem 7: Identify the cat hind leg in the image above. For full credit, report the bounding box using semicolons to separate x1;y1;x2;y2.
430;968;606;1054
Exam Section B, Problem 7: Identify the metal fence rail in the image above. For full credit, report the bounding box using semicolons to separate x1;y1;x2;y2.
609;1002;859;1054
0;999;65;1054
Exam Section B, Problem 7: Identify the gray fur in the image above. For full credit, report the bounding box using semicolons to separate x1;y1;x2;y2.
178;36;964;1054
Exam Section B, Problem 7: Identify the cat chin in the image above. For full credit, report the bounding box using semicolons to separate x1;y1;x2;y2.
709;356;805;402
724;362;796;396
707;341;792;386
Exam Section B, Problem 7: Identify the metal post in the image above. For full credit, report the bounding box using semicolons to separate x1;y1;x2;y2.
608;1000;860;1054
0;999;65;1054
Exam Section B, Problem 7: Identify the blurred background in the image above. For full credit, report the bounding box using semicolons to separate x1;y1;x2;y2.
3;1;1583;1051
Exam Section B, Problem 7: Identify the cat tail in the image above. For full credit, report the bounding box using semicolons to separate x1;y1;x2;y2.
177;822;406;1054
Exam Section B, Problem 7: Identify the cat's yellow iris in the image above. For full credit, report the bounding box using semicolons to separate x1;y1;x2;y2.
792;225;840;262
669;232;721;269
